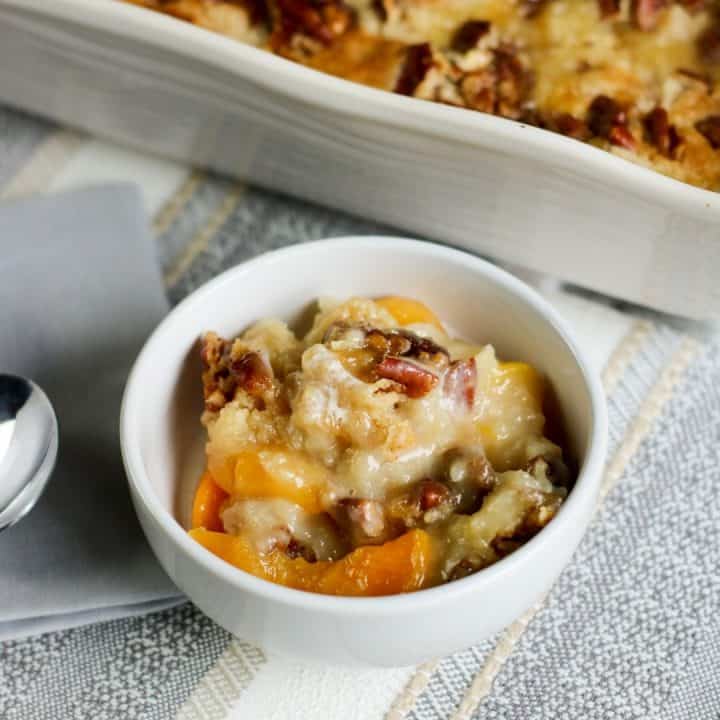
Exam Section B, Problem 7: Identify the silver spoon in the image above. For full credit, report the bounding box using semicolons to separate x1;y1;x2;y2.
0;374;58;531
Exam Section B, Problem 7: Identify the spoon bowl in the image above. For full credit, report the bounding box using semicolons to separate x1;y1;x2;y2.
0;374;58;531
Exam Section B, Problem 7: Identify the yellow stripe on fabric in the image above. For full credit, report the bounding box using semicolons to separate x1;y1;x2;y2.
163;182;245;288
176;640;266;720
384;661;441;720
0;129;86;200
152;170;206;237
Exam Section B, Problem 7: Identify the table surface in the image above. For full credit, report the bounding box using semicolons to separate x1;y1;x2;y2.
0;105;718;720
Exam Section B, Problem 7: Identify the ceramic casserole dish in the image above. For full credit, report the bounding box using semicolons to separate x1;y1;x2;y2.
0;0;718;317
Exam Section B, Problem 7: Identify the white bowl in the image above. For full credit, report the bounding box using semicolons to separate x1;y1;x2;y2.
120;237;607;667
0;0;718;317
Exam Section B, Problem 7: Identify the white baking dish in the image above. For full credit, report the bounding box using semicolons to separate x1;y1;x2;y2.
0;0;718;318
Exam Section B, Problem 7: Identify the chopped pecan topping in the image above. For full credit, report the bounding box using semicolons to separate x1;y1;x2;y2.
443;358;477;409
269;0;354;51
521;0;548;18
371;0;387;21
376;357;439;398
597;0;621;17
387;479;459;529
608;124;636;150
200;333;274;414
553;113;591;140
698;24;720;64
451;20;491;53
695;115;720;149
366;328;450;367
643;106;681;157
231;351;273;397
239;0;271;25
417;479;451;511
395;43;434;96
494;47;531;119
460;70;497;114
587;95;625;137
284;537;318;562
200;333;234;413
587;95;635;148
632;0;666;30
365;328;412;356
458;46;530;119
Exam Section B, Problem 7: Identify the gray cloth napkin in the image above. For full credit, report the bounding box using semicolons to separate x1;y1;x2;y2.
0;185;182;641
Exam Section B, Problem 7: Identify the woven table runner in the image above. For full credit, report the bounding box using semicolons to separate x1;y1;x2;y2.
0;106;717;720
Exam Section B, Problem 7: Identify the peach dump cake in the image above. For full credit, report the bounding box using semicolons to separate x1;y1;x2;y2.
127;0;720;189
189;297;572;596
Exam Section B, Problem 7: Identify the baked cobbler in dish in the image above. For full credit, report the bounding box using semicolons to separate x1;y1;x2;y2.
127;0;720;189
189;296;572;596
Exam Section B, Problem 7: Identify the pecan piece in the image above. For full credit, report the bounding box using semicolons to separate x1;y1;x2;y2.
284;537;318;562
371;0;388;21
376;357;438;398
443;358;477;409
608;124;636;150
417;479;451;511
494;47;530;119
698;24;720;64
366;328;413;356
587;95;635;149
643;106;681;157
269;0;354;50
200;332;235;413
695;115;720;149
451;20;491;53
200;333;274;414
520;0;548;17
632;0;666;31
368;328;449;366
231;351;273;397
395;43;434;96
587;95;624;137
597;0;620;17
460;69;496;114
553;113;591;140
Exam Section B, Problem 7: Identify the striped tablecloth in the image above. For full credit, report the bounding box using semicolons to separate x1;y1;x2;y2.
1;105;718;720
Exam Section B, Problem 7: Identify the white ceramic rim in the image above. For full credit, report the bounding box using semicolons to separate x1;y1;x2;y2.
4;0;720;219
120;236;608;615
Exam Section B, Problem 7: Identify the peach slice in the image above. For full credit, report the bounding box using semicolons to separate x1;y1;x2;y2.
191;471;229;532
495;362;544;408
208;448;329;514
230;448;328;514
477;361;546;470
189;527;435;596
375;296;444;332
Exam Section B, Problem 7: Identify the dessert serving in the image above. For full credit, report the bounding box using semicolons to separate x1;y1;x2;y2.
190;296;572;596
125;0;720;190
